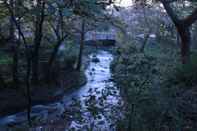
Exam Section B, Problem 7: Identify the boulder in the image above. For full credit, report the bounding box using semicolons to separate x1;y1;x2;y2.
92;57;100;63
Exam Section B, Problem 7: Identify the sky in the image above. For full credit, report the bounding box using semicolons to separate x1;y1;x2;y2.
116;0;133;7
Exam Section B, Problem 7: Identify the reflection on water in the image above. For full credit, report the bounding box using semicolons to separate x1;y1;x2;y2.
0;50;123;131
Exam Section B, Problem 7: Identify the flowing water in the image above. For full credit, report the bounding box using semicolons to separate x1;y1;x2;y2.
0;50;123;131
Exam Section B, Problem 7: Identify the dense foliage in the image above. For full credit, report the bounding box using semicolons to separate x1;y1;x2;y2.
112;40;197;131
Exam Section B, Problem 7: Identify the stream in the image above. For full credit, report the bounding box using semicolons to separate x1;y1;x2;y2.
0;50;123;131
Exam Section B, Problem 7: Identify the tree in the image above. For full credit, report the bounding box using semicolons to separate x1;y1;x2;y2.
76;18;85;71
9;0;19;88
135;0;197;64
140;6;153;52
3;0;33;126
32;0;45;84
162;0;197;64
68;0;113;71
46;3;72;80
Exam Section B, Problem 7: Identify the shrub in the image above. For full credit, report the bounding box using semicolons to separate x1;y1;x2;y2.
168;52;197;87
0;54;12;65
111;45;192;131
62;42;78;69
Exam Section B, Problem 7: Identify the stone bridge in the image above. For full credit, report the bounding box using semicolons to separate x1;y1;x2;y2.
85;31;116;45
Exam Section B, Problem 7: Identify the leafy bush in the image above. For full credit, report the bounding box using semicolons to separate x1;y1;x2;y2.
62;41;78;69
0;54;12;65
168;52;197;87
112;45;197;131
112;51;169;131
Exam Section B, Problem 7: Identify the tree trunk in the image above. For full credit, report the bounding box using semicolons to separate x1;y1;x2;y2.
140;33;150;53
9;0;19;88
176;31;181;47
48;41;62;69
48;8;63;69
177;27;191;64
0;73;6;88
46;40;63;81
5;2;32;126
26;51;32;126
76;19;85;71
46;8;66;80
9;0;14;40
12;42;19;88
32;0;45;84
32;45;39;84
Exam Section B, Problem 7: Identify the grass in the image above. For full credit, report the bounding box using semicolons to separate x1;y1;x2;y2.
0;54;12;65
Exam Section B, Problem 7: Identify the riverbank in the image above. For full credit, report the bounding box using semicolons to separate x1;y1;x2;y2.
32;50;122;131
111;41;197;130
0;49;123;131
0;70;87;117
